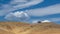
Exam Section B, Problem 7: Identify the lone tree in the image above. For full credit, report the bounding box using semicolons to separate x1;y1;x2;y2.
37;21;41;23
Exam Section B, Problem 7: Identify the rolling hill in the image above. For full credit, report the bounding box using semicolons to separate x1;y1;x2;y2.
0;22;60;34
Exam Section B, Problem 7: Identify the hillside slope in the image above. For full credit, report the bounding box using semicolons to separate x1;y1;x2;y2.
29;22;60;34
0;22;60;34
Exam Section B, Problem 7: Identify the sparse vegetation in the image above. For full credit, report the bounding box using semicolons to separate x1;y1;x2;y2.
0;22;60;34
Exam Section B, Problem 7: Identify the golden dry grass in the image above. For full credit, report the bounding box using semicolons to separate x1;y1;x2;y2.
0;22;60;34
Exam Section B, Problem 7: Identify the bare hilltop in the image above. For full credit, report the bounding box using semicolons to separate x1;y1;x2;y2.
0;22;60;34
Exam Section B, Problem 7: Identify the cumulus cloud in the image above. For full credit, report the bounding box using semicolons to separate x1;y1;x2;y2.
26;4;60;16
4;11;30;22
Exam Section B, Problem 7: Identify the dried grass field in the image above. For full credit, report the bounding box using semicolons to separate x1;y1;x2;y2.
0;22;60;34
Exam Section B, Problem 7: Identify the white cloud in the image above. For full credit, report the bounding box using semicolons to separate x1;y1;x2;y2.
32;20;40;23
26;4;60;16
0;0;44;16
41;20;51;23
9;0;44;11
11;0;28;3
0;5;12;16
32;18;60;23
43;18;60;23
13;11;29;18
4;11;30;22
10;0;44;8
32;20;51;24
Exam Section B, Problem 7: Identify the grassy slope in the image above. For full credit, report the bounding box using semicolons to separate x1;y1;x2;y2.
0;22;60;34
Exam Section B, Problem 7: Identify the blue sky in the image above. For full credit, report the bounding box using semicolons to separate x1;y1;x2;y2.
0;0;60;24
